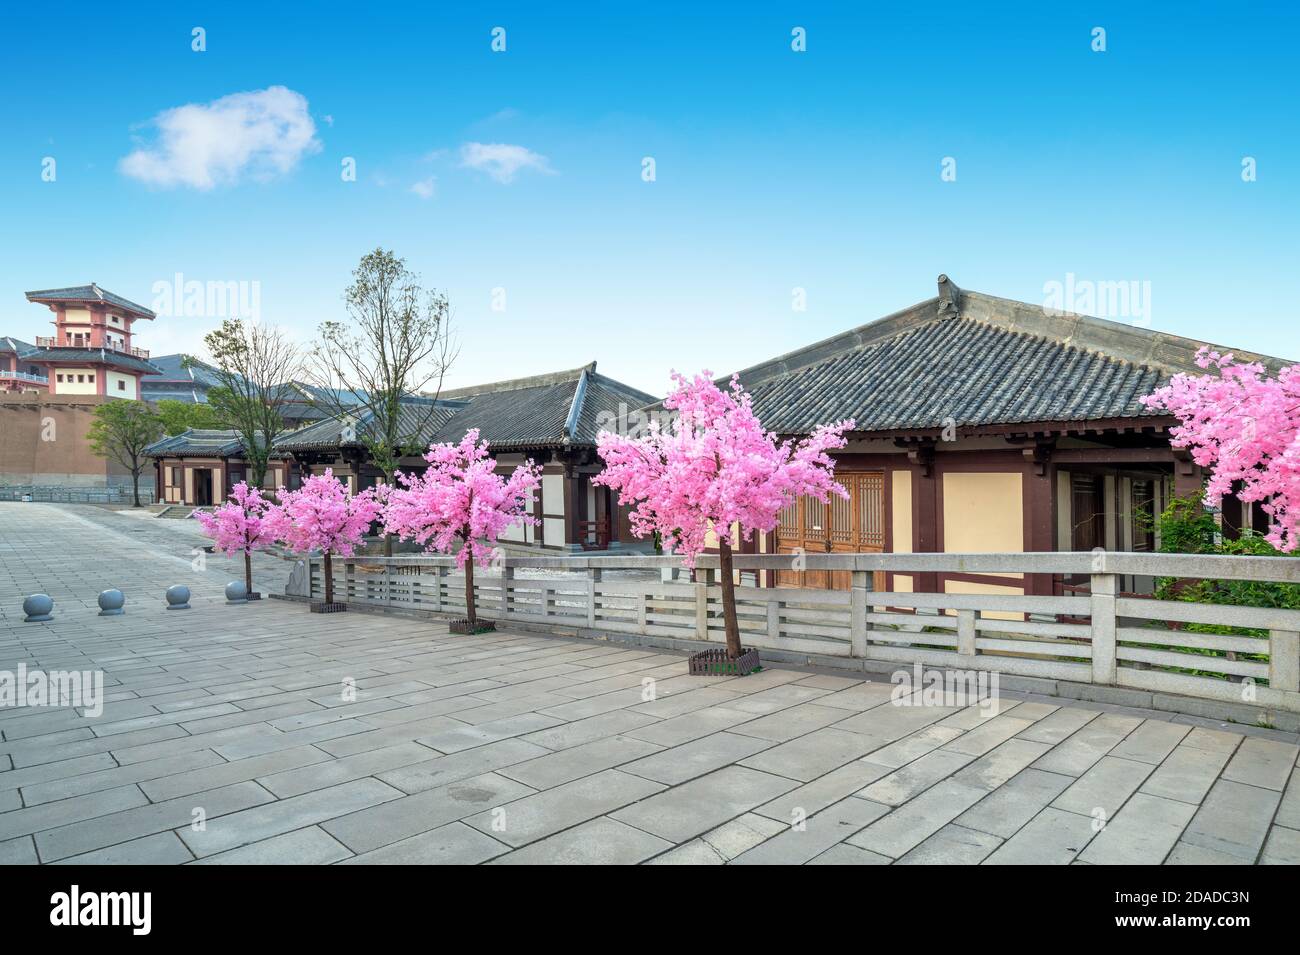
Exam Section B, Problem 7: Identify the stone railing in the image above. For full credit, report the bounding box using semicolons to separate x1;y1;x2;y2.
0;484;155;504
306;551;1300;716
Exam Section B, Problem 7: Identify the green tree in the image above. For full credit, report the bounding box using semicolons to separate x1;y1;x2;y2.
200;321;301;489
87;400;164;507
155;398;224;436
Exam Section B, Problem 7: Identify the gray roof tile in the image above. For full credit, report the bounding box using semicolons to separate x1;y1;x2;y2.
25;284;156;318
732;277;1292;435
25;347;162;375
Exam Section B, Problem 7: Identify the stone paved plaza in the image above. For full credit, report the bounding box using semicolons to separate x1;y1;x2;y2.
2;502;1300;864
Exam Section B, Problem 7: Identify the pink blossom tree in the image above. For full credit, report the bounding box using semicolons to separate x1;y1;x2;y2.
194;481;273;596
1143;348;1300;551
266;469;384;606
596;371;854;659
383;429;541;629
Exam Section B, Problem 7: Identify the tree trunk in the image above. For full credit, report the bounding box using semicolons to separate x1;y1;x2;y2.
131;469;141;508
464;552;476;627
383;469;395;557
717;537;742;659
323;551;334;605
250;454;267;493
244;550;254;595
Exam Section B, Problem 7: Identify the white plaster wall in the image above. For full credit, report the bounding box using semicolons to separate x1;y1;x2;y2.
53;369;97;395
107;372;137;398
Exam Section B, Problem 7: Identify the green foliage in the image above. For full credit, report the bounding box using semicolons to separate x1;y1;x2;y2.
1157;530;1300;631
1147;493;1218;555
86;400;163;506
1138;493;1297;686
155;399;224;435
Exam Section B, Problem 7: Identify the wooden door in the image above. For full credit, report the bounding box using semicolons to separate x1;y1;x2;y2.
776;472;885;590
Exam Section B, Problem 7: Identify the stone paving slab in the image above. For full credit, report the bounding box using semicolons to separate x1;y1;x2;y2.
897;823;1003;865
984;806;1098;864
493;817;673;865
2;501;1298;864
472;769;663;847
1076;792;1197;865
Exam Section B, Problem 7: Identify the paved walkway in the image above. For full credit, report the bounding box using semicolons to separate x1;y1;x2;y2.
1;503;1299;864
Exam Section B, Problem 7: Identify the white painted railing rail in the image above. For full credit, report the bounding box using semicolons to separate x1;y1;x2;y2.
305;551;1300;715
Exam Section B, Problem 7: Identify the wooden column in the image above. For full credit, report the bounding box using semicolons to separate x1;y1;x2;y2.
910;443;938;593
562;462;587;549
1173;450;1201;501
1022;444;1056;596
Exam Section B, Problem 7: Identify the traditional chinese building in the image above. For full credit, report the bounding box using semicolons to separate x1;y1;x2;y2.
732;275;1286;596
1;285;165;493
0;336;46;393
148;362;659;552
22;284;162;398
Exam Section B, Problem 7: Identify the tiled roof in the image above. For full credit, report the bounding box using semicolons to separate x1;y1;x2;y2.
25;347;162;375
25;284;156;319
145;429;244;457
0;336;38;357
430;363;657;450
733;276;1291;435
273;397;459;452
272;363;659;455
141;354;226;388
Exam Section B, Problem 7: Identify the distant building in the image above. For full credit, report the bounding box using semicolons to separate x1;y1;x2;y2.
139;353;226;404
149;362;659;552
23;284;162;398
0;336;46;393
1;285;165;492
139;358;361;431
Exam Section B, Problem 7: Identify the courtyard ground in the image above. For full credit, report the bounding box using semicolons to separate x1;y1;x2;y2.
1;501;1298;864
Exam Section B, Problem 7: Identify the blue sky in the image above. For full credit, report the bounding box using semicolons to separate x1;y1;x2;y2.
2;1;1297;395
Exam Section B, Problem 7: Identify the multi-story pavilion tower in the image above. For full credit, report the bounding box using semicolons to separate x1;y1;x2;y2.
24;284;162;398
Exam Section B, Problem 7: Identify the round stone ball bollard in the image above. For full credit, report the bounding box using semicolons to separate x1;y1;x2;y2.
23;594;54;622
165;585;192;610
98;589;126;617
225;580;249;604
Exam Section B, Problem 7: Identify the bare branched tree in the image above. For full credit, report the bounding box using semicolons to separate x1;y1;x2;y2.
308;248;458;553
199;319;302;490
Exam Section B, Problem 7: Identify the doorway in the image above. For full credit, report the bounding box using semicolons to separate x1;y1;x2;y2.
192;468;213;506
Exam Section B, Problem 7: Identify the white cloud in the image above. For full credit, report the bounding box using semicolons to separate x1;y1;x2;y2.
459;142;553;184
119;86;321;190
411;177;436;200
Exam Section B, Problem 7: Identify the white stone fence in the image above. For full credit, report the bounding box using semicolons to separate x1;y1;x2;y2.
306;551;1300;716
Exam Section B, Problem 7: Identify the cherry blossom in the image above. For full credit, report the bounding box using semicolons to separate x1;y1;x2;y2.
194;481;272;595
595;371;853;657
383;429;541;626
266;469;383;605
1142;348;1300;551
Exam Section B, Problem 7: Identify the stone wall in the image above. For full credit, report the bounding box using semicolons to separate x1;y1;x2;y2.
0;393;131;488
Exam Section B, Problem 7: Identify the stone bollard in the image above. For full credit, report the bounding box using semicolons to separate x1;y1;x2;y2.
165;585;191;610
225;580;248;604
23;594;54;622
98;589;126;616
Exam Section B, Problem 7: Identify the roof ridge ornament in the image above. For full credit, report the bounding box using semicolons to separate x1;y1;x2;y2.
937;274;961;320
